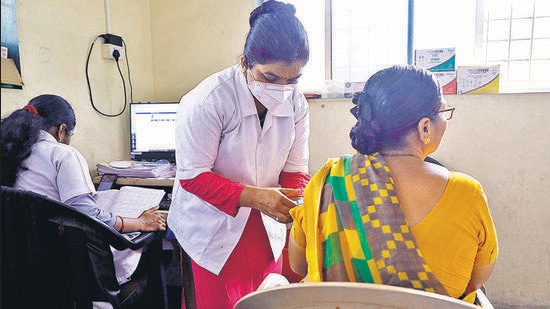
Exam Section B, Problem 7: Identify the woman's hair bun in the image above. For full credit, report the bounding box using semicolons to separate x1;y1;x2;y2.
249;1;296;26
352;92;373;122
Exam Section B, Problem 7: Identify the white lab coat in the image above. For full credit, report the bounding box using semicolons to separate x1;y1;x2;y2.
168;64;310;275
15;130;141;284
16;131;97;203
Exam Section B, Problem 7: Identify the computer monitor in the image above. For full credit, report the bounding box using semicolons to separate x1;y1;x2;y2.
130;102;178;162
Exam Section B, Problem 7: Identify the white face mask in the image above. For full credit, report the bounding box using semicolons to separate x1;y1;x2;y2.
247;72;296;109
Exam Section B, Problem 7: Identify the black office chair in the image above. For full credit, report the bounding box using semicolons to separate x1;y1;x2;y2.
0;186;169;309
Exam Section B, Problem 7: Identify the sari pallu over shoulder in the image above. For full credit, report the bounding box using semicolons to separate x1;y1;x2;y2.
294;153;448;296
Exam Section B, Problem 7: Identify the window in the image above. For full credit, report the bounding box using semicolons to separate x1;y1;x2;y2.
483;0;550;92
288;0;550;93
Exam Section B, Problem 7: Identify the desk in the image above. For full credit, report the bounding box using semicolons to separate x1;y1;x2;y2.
92;176;175;189
93;175;195;309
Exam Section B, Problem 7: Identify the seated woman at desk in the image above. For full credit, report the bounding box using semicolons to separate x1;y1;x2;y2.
288;65;498;304
1;94;166;302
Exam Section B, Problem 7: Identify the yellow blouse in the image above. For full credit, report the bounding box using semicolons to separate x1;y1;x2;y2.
411;171;498;297
291;168;498;299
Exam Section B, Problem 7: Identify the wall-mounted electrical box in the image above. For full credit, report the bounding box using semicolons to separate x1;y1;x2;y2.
102;33;124;60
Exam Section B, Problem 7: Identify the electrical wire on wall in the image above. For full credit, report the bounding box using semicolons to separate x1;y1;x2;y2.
85;34;134;117
122;39;134;104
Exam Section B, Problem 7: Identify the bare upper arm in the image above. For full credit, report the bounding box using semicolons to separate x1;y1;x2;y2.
465;262;497;295
288;234;307;276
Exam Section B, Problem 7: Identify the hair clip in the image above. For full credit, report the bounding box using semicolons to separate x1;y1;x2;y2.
22;105;38;117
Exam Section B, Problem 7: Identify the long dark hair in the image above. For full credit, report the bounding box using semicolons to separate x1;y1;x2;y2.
1;94;76;186
350;65;442;154
243;0;309;67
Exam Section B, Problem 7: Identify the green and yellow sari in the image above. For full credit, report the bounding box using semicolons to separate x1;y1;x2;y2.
290;153;448;295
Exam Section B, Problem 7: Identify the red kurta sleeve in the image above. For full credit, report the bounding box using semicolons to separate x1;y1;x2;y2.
279;171;312;196
179;172;245;216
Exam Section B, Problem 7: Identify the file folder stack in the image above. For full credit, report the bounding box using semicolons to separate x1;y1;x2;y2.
96;161;175;178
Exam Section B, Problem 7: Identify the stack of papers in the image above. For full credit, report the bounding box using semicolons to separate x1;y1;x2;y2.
97;160;175;178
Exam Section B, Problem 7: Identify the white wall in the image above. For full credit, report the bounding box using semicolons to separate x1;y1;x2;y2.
309;93;550;307
2;1;549;307
1;0;252;169
1;0;155;166
149;0;255;101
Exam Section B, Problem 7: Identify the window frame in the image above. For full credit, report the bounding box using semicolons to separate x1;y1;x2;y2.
287;0;550;94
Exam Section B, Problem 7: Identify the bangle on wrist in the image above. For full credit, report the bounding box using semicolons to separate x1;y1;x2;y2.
118;216;124;233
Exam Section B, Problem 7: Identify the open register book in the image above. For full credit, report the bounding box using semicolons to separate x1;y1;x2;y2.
95;186;166;240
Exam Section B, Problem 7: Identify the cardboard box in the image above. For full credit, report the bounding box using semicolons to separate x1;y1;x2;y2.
456;65;500;94
344;82;366;98
1;58;23;86
433;71;457;95
415;48;456;72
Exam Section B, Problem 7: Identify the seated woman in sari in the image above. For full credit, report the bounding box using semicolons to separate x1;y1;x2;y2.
288;65;498;304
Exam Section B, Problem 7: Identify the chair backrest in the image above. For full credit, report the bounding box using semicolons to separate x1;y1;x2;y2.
1;186;167;309
234;282;480;309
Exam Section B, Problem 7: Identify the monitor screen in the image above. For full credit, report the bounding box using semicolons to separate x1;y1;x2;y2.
130;102;178;162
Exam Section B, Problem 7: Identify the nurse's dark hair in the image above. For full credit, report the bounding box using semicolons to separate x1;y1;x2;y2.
243;0;309;67
1;94;76;186
349;65;442;154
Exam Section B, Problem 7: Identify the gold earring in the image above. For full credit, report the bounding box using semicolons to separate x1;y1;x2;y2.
424;127;431;144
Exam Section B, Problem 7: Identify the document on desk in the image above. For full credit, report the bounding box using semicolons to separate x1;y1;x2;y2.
95;186;166;240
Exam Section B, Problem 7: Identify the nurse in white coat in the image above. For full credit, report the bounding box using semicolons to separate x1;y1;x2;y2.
1;94;167;308
167;1;311;308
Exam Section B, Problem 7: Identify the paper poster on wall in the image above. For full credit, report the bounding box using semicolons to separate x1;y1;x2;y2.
415;48;456;72
456;65;500;94
1;0;23;89
432;71;457;95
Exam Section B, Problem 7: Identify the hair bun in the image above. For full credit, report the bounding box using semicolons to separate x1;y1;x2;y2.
249;1;296;26
352;92;373;122
352;92;364;105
